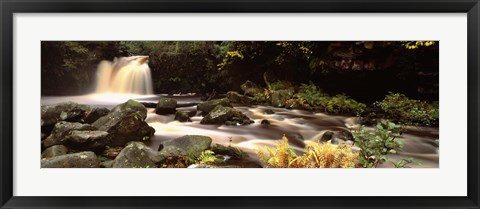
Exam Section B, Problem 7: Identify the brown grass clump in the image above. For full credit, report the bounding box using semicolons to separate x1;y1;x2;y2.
256;135;358;168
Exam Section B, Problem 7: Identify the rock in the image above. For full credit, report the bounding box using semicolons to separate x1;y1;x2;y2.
155;135;212;163
100;160;114;168
41;151;99;168
92;100;155;147
112;142;156;168
197;98;232;114
226;91;253;105
211;144;248;160
240;80;262;96
155;98;177;115
41;145;68;159
319;131;335;143
200;105;253;125
83;107;110;124
63;130;110;151
140;102;157;108
271;89;294;107
41;102;92;134
102;147;123;159
174;111;192;122
43;121;96;148
334;129;354;141
187;110;197;117
285;98;310;110
264;109;275;115
261;119;270;125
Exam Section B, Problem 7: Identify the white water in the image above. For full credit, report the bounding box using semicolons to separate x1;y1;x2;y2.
95;56;153;95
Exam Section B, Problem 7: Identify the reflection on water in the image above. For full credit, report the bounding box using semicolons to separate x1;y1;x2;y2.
42;94;439;168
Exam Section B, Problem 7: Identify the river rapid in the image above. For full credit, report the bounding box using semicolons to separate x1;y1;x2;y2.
42;94;439;168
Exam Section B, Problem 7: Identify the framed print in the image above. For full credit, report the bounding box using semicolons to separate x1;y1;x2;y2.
1;0;479;208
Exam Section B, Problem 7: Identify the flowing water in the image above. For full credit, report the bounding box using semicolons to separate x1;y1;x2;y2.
41;94;439;168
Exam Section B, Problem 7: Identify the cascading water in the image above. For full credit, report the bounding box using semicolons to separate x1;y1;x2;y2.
94;56;154;95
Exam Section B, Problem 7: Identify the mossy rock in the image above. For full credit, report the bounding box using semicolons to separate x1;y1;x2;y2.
83;107;110;124
41;151;99;168
155;98;177;115
271;89;294;107
197;98;232;114
175;111;192;122
41;102;92;134
43;121;96;148
211;143;248;160
200;105;252;125
240;80;263;96
112;142;156;168
41;145;69;159
154;135;212;164
227;91;254;105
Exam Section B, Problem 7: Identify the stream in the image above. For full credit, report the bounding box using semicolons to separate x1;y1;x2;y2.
42;94;439;168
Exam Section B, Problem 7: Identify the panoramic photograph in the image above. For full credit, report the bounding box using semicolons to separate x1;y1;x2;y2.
40;41;439;168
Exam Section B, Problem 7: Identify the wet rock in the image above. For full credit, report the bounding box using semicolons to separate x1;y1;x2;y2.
41;102;92;134
140;102;157;108
211;144;248;160
334;129;354;141
174;111;192;122
155;98;177;115
200;105;253;125
63;130;110;151
92;100;155;147
271;89;294;107
226;91;253;105
187;110;198;117
154;135;212;163
264;109;275;115
197;98;232;114
100;160;114;168
240;80;262;96
320;131;335;143
43;121;96;148
41;145;68;159
83;107;110;124
261;119;270;125
112;142;156;168
41;151;99;168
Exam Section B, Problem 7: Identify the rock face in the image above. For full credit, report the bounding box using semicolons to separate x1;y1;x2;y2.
155;98;177;115
92;100;155;147
41;102;92;133
200;105;253;125
83;107;110;124
112;142;156;168
174;111;192;122
240;80;262;96
42;121;97;148
41;151;99;168
226;91;253;105
155;135;212;163
41;145;69;159
271;90;294;107
197;98;232;114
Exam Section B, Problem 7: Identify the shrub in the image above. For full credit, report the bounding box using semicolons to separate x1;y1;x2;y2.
324;94;366;115
374;92;439;126
353;120;405;168
256;135;358;168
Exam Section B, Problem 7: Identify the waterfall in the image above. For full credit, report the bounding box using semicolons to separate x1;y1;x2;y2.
94;56;154;95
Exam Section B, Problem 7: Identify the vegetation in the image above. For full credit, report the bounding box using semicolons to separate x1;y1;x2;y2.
256;135;358;168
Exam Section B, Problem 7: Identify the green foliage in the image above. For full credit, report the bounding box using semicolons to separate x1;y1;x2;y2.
374;92;439;126
391;157;422;168
197;150;221;165
269;80;294;91
402;41;435;49
353;120;405;168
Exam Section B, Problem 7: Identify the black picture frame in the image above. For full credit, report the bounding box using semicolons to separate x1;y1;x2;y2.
1;0;479;208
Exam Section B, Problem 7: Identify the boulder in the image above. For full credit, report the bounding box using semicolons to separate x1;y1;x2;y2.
41;151;99;168
155;98;177;115
200;105;253;125
42;121;96;148
102;147;123;159
41;102;91;133
319;131;334;143
240;80;262;96
211;144;248;160
92;100;155;147
112;142;156;168
334;129;354;141
83;107;110;124
271;89;294;107
197;98;231;114
174;111;192;122
41;145;68;159
155;135;212;163
63;130;110;151
264;109;275;115
227;91;253;105
261;119;270;125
